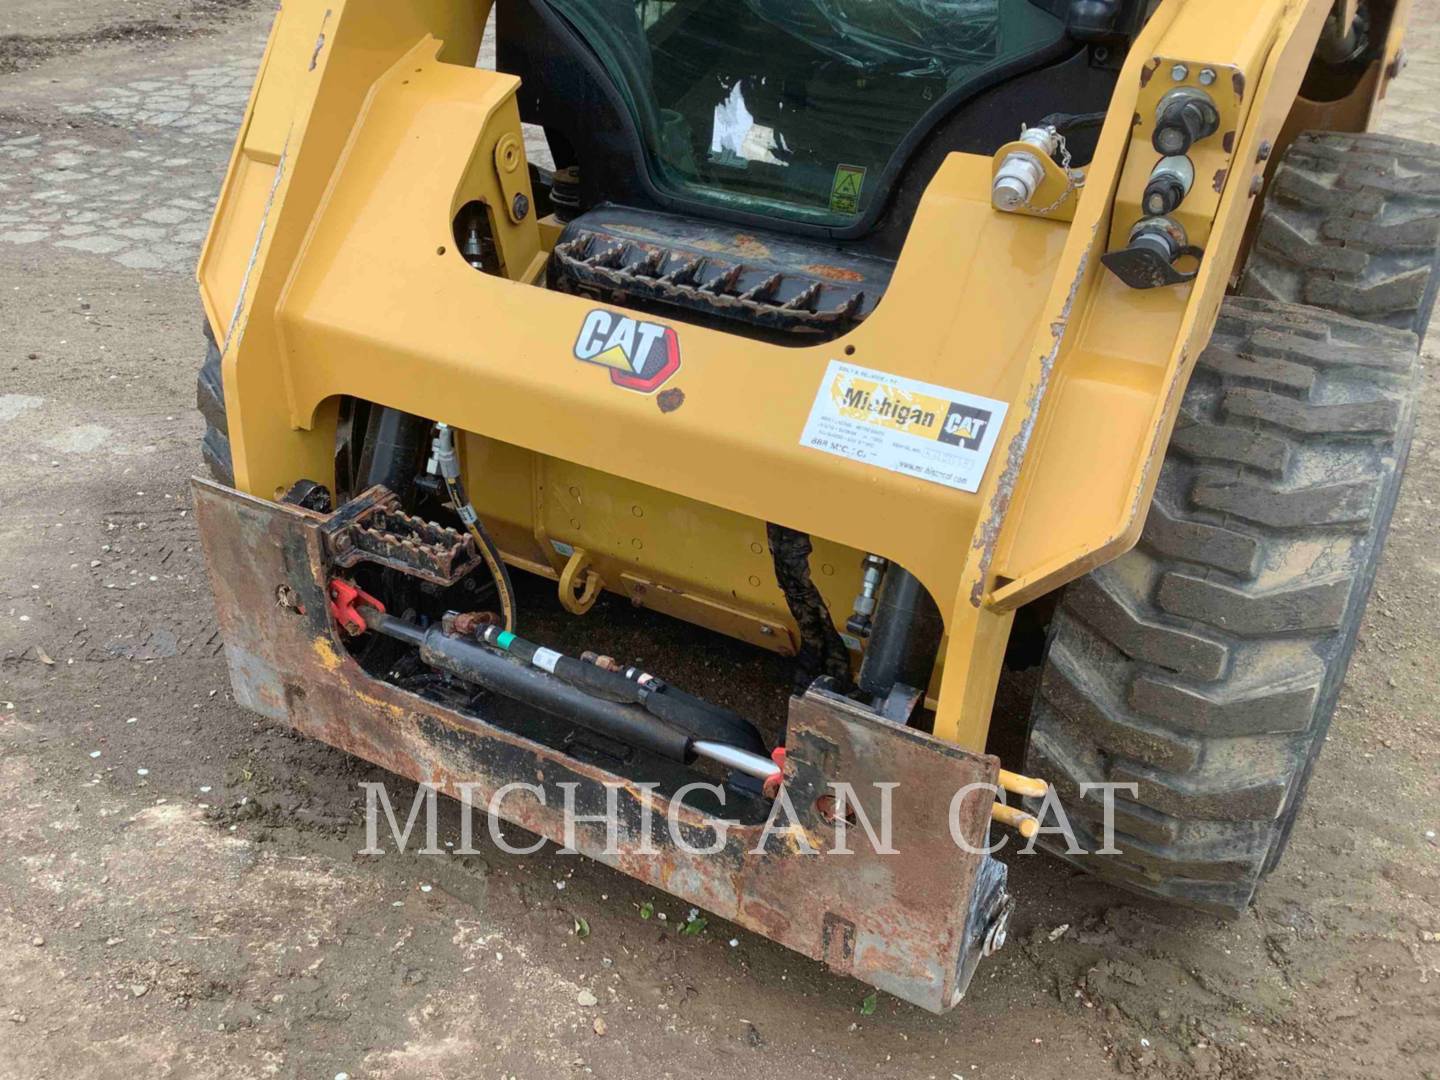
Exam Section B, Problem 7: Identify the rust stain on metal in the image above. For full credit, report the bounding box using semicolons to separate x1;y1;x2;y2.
1232;71;1246;100
1213;168;1229;193
619;228;773;260
447;610;499;637
656;387;685;413
1222;130;1236;154
969;243;1093;607
1139;58;1159;88
609;224;669;243
189;478;1009;1013
804;264;865;283
731;234;772;259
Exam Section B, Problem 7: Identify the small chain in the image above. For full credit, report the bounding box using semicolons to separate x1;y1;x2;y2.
1030;130;1086;216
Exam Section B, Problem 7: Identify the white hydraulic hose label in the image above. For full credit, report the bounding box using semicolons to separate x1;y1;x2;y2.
531;647;564;674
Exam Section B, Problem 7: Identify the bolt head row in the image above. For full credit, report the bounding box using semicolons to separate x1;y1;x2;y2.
1172;63;1218;85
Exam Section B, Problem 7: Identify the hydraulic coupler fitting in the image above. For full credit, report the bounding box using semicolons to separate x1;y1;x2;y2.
846;554;888;637
1142;155;1195;217
992;126;1061;212
1152;88;1219;156
1102;216;1204;290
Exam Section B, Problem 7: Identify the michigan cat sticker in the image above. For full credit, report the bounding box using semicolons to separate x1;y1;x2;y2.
574;309;681;393
800;361;1008;493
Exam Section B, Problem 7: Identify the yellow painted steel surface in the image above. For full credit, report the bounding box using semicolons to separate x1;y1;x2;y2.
198;0;1377;751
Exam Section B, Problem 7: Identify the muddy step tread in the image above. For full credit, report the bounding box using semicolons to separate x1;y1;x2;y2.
1155;571;1351;637
1127;662;1324;737
1064;571;1230;681
1039;634;1203;771
1140;499;1260;576
1223;386;1400;435
1191;477;1379;529
1170;414;1293;472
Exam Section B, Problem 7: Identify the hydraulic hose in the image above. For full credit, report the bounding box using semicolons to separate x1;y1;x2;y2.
362;610;779;781
368;609;690;761
431;423;517;632
1038;110;1107;134
479;626;769;756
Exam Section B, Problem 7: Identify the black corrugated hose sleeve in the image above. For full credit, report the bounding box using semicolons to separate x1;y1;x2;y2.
766;523;854;695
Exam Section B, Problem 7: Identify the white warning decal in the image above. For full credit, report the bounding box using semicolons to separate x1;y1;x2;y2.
800;361;1008;493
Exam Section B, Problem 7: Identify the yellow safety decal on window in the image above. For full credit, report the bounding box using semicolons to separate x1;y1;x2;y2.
829;164;867;215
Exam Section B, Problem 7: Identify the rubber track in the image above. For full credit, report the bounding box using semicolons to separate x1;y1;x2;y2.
197;326;234;486
1024;295;1418;914
1240;130;1440;337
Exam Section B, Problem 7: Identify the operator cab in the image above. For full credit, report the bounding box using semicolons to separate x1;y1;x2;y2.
492;0;1156;339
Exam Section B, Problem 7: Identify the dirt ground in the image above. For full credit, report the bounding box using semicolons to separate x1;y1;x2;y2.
2;4;1438;1078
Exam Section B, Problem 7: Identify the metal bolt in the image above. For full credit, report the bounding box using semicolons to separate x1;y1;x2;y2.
1250;174;1265;195
1198;67;1217;86
1171;63;1189;82
511;192;530;220
1257;139;1273;162
760;625;774;636
982;911;1011;957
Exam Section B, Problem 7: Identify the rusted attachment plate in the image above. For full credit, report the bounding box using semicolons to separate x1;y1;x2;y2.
192;478;1007;1012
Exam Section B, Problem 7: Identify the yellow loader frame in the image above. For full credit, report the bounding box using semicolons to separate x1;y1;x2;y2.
190;0;1408;1010
198;0;1404;751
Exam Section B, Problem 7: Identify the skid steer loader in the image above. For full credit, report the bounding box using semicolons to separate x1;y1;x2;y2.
192;0;1433;1011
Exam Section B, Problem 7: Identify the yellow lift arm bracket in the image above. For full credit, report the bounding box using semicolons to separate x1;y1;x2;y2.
931;0;1338;746
197;0;491;498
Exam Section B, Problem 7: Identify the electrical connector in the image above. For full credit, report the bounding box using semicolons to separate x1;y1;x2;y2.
431;422;462;481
